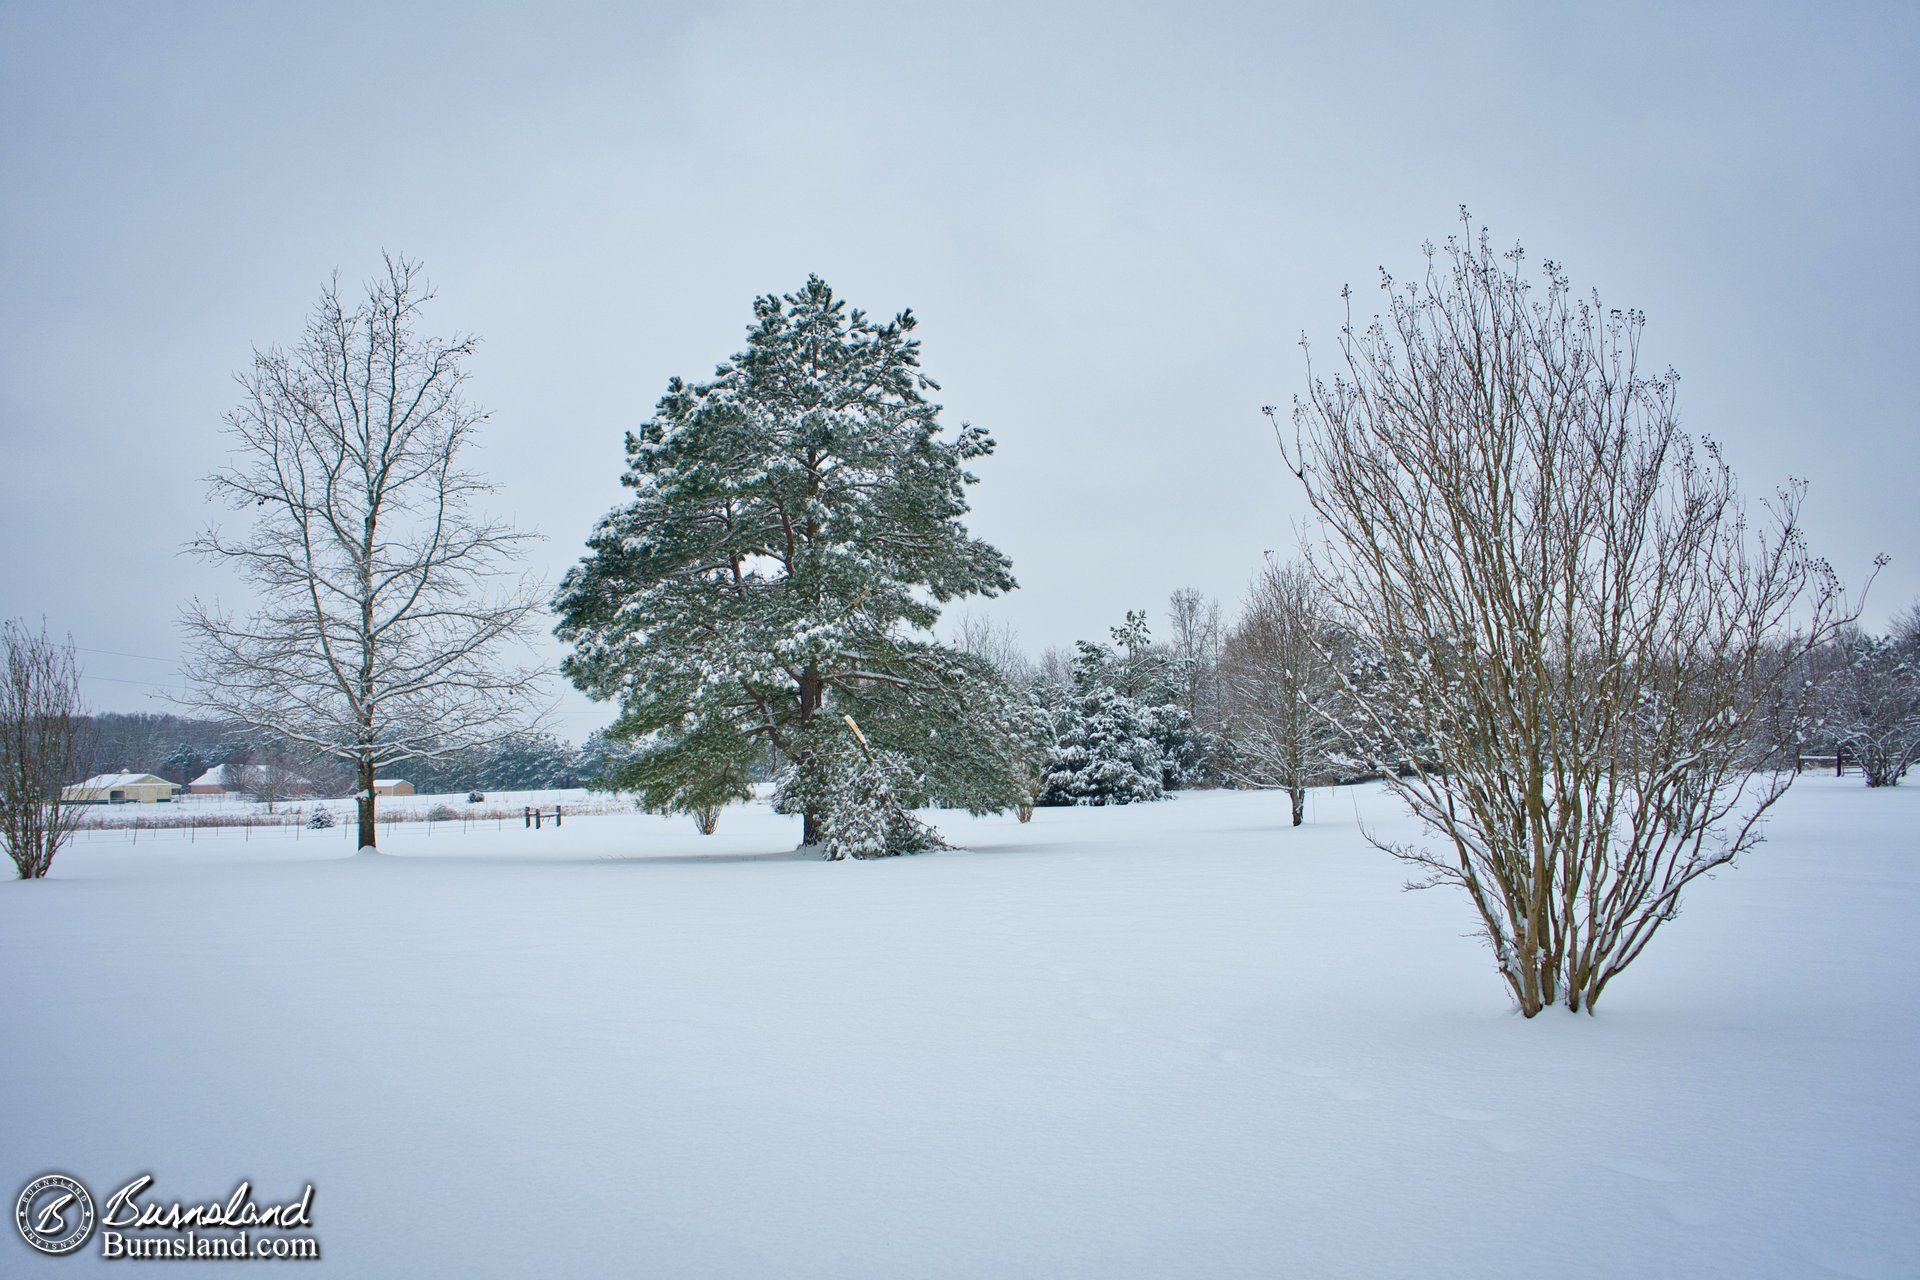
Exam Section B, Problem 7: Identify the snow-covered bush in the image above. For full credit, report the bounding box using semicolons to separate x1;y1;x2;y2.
1040;642;1165;807
306;808;336;830
1815;629;1920;787
1105;611;1202;789
776;731;946;859
0;619;89;879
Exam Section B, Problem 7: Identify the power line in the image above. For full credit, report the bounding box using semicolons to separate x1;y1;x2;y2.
75;645;180;665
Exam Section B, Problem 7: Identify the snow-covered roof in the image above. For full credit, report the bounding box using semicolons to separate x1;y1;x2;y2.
373;778;410;786
73;772;174;788
189;766;226;786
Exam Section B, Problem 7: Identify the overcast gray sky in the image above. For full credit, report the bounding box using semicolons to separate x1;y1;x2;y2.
4;0;1916;741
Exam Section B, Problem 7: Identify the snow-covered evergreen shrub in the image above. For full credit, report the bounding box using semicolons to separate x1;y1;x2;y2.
1141;699;1199;790
822;753;892;860
777;732;946;859
306;808;336;830
1107;611;1204;788
1040;643;1165;806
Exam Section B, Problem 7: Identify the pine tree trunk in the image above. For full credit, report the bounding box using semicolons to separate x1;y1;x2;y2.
798;662;824;847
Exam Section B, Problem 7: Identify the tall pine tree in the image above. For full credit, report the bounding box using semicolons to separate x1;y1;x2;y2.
556;277;1030;847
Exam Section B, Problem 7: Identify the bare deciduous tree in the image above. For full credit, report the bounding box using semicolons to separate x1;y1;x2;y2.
1;620;93;879
1814;625;1920;787
1220;560;1345;826
1167;587;1225;772
1274;212;1864;1016
181;255;547;852
949;610;1034;689
227;741;308;812
1893;603;1920;652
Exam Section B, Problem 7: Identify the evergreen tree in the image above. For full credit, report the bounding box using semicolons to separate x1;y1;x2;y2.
1142;697;1201;790
555;277;1025;845
1101;612;1200;790
577;728;645;787
161;741;210;789
1040;641;1166;806
476;732;583;791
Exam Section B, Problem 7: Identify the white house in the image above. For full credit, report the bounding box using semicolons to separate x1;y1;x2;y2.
190;763;323;800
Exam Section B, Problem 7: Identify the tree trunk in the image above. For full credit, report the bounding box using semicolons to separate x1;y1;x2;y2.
798;662;824;847
356;756;377;852
1289;785;1305;827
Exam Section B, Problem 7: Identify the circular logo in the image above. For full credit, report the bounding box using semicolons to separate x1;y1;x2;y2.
15;1174;96;1256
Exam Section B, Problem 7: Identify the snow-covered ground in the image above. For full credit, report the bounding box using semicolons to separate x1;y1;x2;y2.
3;777;1914;1277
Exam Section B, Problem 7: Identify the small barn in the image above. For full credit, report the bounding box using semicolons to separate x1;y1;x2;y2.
63;772;180;804
373;779;414;797
186;766;229;796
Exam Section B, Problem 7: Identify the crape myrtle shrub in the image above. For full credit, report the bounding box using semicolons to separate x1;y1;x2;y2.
1274;211;1856;1015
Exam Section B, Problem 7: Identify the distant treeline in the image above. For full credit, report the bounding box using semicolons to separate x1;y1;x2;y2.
78;713;627;798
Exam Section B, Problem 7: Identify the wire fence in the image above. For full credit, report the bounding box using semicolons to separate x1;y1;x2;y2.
69;794;636;844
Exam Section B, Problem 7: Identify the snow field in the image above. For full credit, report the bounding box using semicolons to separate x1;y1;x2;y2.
2;777;1914;1278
